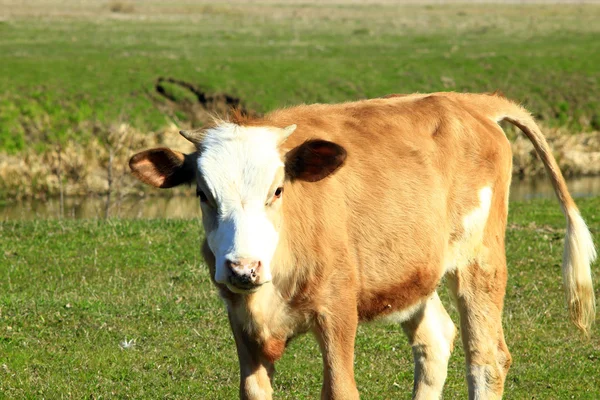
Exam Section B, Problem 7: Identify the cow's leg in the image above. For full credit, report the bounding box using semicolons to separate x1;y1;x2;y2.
229;313;275;400
447;254;512;400
401;292;456;400
314;306;360;400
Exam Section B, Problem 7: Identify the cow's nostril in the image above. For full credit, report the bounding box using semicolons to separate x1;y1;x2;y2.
226;258;262;280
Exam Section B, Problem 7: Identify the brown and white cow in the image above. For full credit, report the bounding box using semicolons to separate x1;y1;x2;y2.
129;92;596;399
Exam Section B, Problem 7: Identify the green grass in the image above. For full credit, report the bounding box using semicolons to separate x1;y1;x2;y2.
1;197;599;398
1;2;600;153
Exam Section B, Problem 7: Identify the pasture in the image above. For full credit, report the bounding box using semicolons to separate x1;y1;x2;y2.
1;1;600;155
0;198;599;398
1;0;600;398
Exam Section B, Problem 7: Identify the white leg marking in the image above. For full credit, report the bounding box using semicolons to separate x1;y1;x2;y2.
245;374;270;399
468;365;490;400
403;293;456;400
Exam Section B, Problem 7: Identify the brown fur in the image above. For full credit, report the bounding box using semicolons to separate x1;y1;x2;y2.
357;265;440;321
262;338;286;364
130;91;595;399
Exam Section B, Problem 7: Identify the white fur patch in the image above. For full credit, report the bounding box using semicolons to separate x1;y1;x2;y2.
381;301;425;325
445;186;493;272
198;123;286;286
463;187;492;235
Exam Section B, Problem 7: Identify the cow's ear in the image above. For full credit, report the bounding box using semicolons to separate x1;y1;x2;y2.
284;140;347;182
129;148;196;188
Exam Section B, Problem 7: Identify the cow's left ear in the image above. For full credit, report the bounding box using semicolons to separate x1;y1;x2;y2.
284;140;347;182
129;148;196;188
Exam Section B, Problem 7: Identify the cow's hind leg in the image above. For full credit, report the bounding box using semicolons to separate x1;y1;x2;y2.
447;251;512;399
401;292;457;400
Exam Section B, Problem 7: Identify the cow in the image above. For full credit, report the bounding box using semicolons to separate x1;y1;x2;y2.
129;92;596;400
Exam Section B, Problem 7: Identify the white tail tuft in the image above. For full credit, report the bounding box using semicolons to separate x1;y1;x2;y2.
564;209;597;335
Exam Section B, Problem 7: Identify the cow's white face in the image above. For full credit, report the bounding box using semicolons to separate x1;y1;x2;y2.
128;121;347;295
196;123;290;293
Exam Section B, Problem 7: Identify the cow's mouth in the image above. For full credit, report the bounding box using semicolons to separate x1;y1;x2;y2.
226;280;263;294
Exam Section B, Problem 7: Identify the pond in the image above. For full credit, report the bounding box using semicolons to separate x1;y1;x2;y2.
1;176;599;221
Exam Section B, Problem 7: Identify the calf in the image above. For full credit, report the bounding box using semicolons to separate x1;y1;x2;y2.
129;92;596;399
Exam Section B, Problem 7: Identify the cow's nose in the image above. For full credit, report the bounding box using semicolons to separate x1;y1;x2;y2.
225;258;261;286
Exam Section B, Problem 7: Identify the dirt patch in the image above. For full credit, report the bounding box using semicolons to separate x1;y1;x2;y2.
152;77;258;127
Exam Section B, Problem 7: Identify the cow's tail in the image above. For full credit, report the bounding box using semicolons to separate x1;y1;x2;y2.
493;99;596;336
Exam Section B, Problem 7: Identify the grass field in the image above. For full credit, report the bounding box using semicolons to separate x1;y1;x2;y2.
1;2;599;398
1;1;600;154
1;197;599;398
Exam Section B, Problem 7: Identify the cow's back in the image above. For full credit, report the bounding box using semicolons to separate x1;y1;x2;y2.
249;93;512;320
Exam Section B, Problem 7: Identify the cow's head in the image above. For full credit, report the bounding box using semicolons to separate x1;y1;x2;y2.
129;122;346;294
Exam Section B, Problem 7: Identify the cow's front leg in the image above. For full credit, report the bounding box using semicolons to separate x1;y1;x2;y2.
229;313;275;400
314;306;360;400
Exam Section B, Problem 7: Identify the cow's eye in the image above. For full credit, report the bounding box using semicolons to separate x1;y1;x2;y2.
274;187;283;198
196;189;208;202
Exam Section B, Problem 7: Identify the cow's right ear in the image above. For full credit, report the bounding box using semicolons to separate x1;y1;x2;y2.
129;148;196;188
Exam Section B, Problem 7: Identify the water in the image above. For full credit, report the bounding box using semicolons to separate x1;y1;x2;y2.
508;175;600;201
1;176;599;220
0;196;201;220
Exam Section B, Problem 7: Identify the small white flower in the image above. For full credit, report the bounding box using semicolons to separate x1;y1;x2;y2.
119;338;136;350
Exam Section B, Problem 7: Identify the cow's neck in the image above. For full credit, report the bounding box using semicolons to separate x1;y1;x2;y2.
226;236;316;354
227;281;311;363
